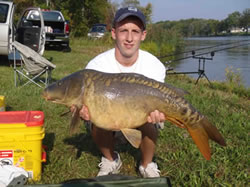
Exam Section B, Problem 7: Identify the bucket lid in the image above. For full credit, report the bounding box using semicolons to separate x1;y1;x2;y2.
0;111;44;126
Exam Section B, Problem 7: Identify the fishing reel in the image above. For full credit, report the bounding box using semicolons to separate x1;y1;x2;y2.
192;50;215;58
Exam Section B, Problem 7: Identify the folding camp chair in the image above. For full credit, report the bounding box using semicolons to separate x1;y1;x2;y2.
12;41;56;88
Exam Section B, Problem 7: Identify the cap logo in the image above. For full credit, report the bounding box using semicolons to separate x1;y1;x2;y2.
128;7;137;12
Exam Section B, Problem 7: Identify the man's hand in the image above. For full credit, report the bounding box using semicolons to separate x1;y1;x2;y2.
147;110;165;124
70;105;90;121
79;105;90;120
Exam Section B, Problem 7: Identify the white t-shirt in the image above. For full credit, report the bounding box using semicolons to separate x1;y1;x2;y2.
85;48;166;83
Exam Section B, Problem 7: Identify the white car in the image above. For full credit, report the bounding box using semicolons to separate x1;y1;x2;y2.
0;1;14;55
88;24;107;39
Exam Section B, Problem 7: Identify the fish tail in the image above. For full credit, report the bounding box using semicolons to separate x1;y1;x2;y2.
69;107;81;135
188;125;211;160
187;117;226;160
202;117;226;146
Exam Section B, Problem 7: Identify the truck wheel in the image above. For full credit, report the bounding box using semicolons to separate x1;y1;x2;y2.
63;43;71;52
63;46;71;52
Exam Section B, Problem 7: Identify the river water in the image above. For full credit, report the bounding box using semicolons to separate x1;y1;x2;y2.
168;36;250;88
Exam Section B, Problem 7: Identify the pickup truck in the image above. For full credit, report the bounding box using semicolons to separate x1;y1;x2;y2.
15;7;45;55
1;2;45;56
16;9;70;52
0;2;70;56
0;1;14;55
42;10;70;51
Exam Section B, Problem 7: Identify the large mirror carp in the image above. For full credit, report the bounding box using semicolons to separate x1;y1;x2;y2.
43;69;226;160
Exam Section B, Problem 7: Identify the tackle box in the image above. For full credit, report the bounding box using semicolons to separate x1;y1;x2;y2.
0;111;46;181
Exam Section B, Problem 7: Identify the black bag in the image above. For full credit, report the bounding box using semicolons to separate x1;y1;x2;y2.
27;174;171;187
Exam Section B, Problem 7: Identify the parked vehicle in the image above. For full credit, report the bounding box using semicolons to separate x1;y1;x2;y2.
0;1;15;55
15;7;45;55
87;24;107;39
0;3;70;56
0;2;45;56
42;10;70;51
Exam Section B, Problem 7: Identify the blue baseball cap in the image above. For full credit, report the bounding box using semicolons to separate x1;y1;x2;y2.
113;6;146;30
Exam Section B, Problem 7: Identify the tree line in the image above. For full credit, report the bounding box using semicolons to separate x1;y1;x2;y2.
156;8;250;37
12;0;153;37
11;0;249;37
10;0;180;59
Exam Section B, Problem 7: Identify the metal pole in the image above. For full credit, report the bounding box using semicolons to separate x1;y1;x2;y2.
14;46;17;87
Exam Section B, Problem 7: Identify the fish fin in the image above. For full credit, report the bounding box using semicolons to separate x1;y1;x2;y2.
187;126;211;160
201;117;226;146
121;128;142;148
69;107;81;135
60;109;71;117
165;116;186;128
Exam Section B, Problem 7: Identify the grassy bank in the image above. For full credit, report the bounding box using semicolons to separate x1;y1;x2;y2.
0;38;249;186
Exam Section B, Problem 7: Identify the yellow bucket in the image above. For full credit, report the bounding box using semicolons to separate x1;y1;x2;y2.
0;111;46;181
0;96;5;111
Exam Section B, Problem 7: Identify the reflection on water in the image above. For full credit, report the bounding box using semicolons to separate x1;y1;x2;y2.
168;36;250;87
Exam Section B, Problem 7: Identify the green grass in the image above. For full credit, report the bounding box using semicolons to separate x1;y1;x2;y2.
0;38;249;186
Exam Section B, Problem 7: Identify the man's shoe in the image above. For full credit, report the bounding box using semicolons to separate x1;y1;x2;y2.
97;152;122;176
139;162;160;178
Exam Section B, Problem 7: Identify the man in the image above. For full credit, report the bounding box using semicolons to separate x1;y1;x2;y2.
80;7;166;178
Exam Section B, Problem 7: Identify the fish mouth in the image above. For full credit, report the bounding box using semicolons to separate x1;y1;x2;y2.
42;91;50;100
42;91;55;102
42;92;65;104
44;97;62;104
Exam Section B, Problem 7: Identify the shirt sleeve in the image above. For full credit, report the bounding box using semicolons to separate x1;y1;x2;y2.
85;55;108;72
146;55;166;83
85;49;117;73
157;64;166;83
85;59;98;70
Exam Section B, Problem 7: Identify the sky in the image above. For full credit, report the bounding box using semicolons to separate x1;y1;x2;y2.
112;0;250;23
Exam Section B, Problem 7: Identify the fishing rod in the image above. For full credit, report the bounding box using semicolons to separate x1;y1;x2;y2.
158;39;250;59
165;42;250;64
165;41;250;86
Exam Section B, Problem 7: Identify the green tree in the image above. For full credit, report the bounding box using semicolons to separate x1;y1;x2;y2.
121;0;140;8
50;0;110;37
140;3;152;24
240;8;250;33
13;0;35;20
226;11;241;30
105;1;119;30
218;19;229;33
208;19;220;35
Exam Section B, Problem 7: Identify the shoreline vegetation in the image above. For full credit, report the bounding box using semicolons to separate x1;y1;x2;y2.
0;37;249;186
186;33;250;37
